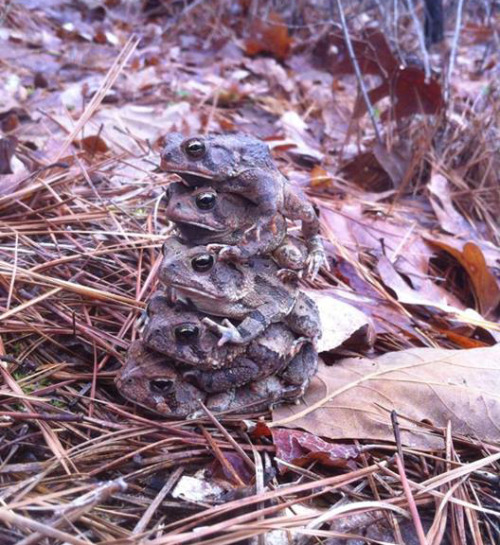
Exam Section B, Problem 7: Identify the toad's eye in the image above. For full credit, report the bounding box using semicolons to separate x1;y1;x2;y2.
184;138;206;158
191;254;214;273
174;324;200;343
150;379;174;395
195;192;216;210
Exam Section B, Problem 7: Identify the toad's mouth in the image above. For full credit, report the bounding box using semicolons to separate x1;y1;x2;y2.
170;283;218;300
163;168;214;187
175;221;221;236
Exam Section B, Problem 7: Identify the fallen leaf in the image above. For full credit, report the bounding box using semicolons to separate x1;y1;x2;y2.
339;151;394;192
278;112;323;164
245;12;291;61
427;240;500;318
372;142;411;188
172;475;226;503
305;290;375;353
312;27;396;78
78;135;109;155
341;143;411;190
272;428;359;472
315;28;443;121
209;452;254;485
353;65;444;121
428;173;473;237
272;345;500;449
310;165;333;189
376;254;465;312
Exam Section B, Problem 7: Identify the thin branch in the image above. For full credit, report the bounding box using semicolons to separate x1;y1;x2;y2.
446;0;466;102
406;0;431;81
332;0;383;145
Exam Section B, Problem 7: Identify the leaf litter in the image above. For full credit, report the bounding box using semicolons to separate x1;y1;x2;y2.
0;1;499;544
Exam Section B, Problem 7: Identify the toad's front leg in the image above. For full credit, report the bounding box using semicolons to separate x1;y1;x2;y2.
202;303;278;346
283;186;328;280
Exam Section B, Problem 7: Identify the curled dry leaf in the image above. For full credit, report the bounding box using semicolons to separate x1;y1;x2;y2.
427;240;500;318
272;345;500;450
272;428;359;472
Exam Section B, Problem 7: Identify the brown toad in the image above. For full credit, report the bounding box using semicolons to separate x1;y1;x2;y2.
143;293;303;392
115;341;205;417
165;182;307;272
115;341;315;417
159;237;321;346
160;132;327;278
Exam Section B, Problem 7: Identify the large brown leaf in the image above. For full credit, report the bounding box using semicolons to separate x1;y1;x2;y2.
272;345;500;449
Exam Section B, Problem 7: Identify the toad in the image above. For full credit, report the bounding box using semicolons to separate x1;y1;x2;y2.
165;182;307;272
160;133;327;278
116;341;205;417
159;237;321;346
143;293;303;392
115;341;312;417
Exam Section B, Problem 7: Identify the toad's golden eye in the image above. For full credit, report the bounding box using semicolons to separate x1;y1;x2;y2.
195;192;216;210
174;324;200;343
150;379;174;395
191;254;214;273
184;138;206;158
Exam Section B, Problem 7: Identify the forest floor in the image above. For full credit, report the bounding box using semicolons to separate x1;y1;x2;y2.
0;1;499;544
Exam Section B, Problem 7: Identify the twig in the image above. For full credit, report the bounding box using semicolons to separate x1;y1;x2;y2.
14;479;127;545
0;411;84;422
395;453;429;545
392;411;428;545
445;0;466;102
332;0;383;145
406;0;431;81
198;402;255;470
52;35;139;163
133;467;183;534
0;508;90;545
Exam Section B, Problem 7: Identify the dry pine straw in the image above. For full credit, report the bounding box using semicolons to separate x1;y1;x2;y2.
0;150;497;544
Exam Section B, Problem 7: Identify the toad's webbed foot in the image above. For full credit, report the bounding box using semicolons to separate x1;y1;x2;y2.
242;223;262;243
305;236;328;280
202;317;244;347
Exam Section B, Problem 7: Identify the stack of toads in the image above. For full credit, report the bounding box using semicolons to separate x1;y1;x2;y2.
116;133;326;417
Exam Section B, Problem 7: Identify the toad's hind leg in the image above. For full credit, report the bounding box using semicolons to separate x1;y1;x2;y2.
280;343;318;392
285;291;321;342
185;358;260;393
